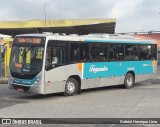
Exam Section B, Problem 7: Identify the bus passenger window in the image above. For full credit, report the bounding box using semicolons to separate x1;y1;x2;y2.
109;45;117;61
109;44;124;61
139;45;151;60
90;43;107;62
151;44;157;60
125;45;139;61
70;43;80;62
81;50;88;61
132;46;139;60
80;43;89;62
73;49;79;62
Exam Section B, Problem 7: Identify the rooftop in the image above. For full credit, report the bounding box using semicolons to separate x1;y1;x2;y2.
0;18;116;36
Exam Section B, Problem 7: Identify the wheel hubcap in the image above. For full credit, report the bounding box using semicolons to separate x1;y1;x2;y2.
127;77;132;86
66;81;75;93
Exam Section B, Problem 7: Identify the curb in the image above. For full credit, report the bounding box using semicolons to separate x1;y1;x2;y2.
0;78;8;84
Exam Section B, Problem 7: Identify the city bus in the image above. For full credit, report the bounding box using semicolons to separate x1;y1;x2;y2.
8;33;158;96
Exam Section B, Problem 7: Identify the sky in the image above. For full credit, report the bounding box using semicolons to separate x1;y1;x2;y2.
0;0;160;33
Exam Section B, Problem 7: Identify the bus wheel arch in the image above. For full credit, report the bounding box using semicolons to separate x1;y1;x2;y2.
64;75;81;96
124;71;135;89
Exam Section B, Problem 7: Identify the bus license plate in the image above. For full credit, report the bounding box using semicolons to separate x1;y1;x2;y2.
17;88;24;92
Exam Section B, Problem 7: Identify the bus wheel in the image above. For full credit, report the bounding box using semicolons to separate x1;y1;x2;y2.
64;77;78;96
124;73;134;89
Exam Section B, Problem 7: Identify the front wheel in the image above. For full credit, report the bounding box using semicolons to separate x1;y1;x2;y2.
64;77;78;96
124;73;134;89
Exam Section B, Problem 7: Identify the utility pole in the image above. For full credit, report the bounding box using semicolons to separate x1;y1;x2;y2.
44;3;49;26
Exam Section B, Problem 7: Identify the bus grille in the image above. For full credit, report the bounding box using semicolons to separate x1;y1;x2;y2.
12;84;30;92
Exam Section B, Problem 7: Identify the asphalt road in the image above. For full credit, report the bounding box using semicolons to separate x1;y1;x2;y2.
0;66;160;126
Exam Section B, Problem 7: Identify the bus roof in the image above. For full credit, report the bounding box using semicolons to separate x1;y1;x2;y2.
16;33;156;45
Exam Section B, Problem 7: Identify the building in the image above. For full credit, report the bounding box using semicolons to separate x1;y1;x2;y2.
0;18;116;36
134;31;160;49
0;35;13;77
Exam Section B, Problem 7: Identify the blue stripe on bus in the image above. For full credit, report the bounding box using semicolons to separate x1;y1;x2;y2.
12;77;38;85
84;39;152;44
83;61;153;79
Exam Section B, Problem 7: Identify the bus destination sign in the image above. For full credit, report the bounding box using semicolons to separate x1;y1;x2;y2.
18;38;42;44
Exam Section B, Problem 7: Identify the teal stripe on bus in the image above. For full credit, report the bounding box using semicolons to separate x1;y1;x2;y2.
83;61;154;79
84;39;152;44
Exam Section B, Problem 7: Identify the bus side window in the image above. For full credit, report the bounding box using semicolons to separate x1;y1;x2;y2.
90;43;107;62
70;43;80;63
54;48;64;65
80;43;89;62
117;45;124;61
139;45;151;60
151;44;157;60
109;44;117;61
125;45;139;61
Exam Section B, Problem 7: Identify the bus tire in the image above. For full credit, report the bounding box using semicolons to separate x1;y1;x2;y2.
64;77;78;96
124;73;134;89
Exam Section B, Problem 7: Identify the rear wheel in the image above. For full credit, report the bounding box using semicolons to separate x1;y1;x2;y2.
64;77;78;96
124;73;134;89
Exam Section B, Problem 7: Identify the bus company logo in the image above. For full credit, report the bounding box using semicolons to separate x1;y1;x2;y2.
89;65;108;73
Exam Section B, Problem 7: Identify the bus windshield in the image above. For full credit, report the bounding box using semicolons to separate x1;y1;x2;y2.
10;38;45;79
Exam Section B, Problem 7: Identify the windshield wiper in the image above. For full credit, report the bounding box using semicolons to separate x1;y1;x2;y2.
18;46;36;64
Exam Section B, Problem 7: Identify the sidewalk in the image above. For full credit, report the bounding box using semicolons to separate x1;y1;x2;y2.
0;77;8;84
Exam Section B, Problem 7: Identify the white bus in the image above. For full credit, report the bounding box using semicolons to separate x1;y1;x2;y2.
8;33;158;96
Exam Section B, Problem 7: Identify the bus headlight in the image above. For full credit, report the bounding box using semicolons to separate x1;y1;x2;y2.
34;81;38;85
33;78;39;85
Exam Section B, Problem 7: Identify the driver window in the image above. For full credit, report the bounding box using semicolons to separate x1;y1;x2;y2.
46;42;65;69
52;48;64;65
46;48;52;67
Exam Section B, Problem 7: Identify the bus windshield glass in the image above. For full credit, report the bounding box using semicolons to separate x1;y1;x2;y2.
10;37;45;79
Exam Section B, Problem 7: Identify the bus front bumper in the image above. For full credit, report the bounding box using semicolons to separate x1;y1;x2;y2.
8;80;44;94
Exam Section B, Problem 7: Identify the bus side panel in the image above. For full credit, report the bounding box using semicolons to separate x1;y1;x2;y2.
135;74;155;83
138;61;154;74
82;62;108;89
44;66;66;94
108;62;124;77
136;60;157;83
154;60;157;73
121;61;139;83
83;62;109;79
44;60;157;94
44;64;82;94
82;62;124;88
107;61;139;86
81;79;96;89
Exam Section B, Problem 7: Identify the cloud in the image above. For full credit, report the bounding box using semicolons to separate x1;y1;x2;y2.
108;0;143;19
115;0;160;32
0;0;160;32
